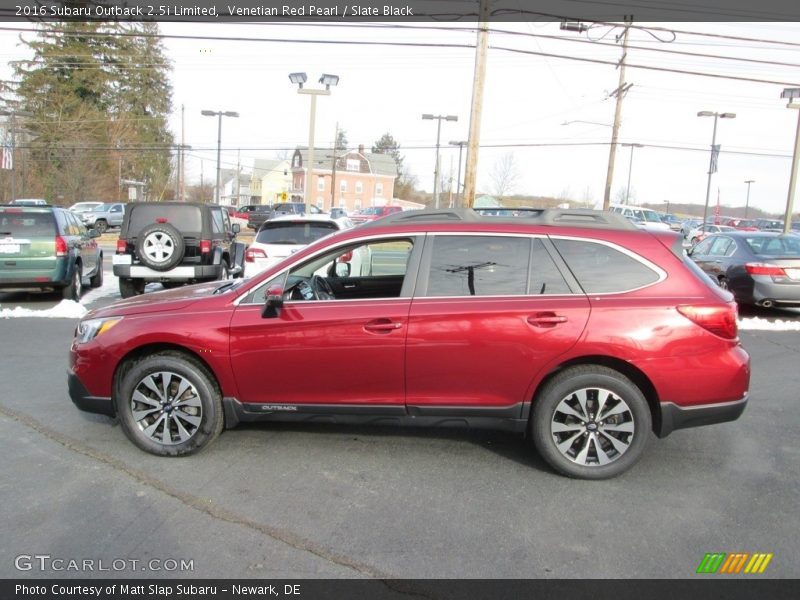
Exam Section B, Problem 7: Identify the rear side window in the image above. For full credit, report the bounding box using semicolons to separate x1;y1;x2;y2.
552;238;660;293
255;222;338;245
426;235;530;296
0;210;56;236
529;239;571;295
128;205;202;233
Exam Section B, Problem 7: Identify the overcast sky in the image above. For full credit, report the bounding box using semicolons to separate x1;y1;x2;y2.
2;20;799;215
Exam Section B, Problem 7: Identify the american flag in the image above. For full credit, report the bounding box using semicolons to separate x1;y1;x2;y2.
0;128;12;170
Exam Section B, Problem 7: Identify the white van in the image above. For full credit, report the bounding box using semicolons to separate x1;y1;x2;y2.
606;203;671;231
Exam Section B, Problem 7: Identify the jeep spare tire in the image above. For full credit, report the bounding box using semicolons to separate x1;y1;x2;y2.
135;222;185;271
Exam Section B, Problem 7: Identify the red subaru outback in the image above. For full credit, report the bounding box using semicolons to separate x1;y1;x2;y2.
68;209;749;479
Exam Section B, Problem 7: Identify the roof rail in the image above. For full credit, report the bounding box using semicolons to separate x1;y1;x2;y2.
359;208;637;230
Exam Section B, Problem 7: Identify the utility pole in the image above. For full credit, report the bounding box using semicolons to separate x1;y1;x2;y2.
463;0;490;207
200;159;204;203
236;148;241;206
744;179;754;218
602;16;633;211
330;122;339;210
180;104;186;201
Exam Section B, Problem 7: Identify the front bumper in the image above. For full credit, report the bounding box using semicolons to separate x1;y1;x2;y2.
67;369;115;417
657;395;747;438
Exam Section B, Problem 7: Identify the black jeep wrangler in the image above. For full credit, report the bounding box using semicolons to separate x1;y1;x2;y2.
113;202;247;298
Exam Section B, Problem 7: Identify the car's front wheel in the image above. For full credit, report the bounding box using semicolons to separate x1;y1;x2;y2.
116;353;224;456
62;264;82;301
531;365;651;479
119;277;145;298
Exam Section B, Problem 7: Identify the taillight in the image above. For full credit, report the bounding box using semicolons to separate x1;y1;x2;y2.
745;263;786;277
55;236;68;257
116;239;127;254
245;248;267;263
677;303;738;340
156;217;168;223
200;240;212;254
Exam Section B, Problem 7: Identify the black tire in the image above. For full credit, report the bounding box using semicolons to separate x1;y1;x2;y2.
94;220;108;234
135;222;185;272
115;353;224;456
161;282;185;289
89;254;104;288
531;365;651;480
119;277;145;299
62;263;83;301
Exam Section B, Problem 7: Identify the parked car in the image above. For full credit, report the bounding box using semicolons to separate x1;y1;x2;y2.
69;201;103;214
687;224;737;246
689;231;800;308
350;205;403;225
719;217;758;231
660;214;684;231
246;202;325;231
244;215;354;277
0;205;103;300
755;218;784;231
606;204;671;231
11;198;48;206
112;201;247;298
69;208;749;479
80;202;125;233
680;218;702;238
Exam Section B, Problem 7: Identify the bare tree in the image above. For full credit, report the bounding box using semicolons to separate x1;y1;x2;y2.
490;152;520;200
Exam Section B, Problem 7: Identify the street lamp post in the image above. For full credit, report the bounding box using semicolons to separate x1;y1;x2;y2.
422;114;457;209
697;110;736;225
780;88;800;233
289;72;338;207
744;179;755;219
621;143;644;204
449;140;467;208
201;109;239;204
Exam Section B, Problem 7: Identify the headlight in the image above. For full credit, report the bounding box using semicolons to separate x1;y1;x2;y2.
75;317;122;344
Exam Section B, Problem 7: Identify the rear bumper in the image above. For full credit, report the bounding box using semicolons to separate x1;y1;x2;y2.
113;261;222;281
657;395;747;438
67;369;115;417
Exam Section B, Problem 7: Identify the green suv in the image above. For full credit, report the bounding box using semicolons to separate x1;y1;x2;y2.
0;205;104;301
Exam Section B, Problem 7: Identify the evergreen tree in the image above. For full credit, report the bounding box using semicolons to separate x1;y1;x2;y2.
3;21;173;203
372;132;416;199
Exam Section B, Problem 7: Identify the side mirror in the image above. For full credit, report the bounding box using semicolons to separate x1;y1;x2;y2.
231;223;241;234
335;262;351;277
262;284;284;318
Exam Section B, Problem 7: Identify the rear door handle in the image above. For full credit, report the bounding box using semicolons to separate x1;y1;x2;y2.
527;313;568;328
364;319;403;334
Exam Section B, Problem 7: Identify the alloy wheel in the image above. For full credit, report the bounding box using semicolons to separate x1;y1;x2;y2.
550;387;635;466
130;371;203;445
142;231;176;264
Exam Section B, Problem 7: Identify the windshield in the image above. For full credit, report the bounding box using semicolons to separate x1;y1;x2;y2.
255;222;338;245
640;209;662;223
92;204;110;212
358;207;383;215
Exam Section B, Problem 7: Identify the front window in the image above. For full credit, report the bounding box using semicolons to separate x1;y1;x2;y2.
375;183;383;196
346;159;360;171
355;181;363;194
254;221;338;245
340;180;347;193
317;176;325;191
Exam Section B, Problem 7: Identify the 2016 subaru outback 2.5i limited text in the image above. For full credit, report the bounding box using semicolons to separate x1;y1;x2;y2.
69;209;750;479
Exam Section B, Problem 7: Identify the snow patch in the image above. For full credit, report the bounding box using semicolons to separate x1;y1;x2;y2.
739;317;800;332
0;299;88;319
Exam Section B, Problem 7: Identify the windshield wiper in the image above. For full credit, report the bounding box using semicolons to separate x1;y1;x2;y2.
212;281;238;294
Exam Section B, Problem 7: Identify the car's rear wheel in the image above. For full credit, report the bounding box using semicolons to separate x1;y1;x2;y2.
119;277;145;298
62;264;82;301
532;365;651;479
94;220;108;234
116;353;223;456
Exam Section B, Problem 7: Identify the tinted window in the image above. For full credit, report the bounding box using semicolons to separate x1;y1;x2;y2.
553;239;660;293
748;236;800;256
529;239;571;295
426;235;530;297
255;221;338;245
692;237;713;255
128;205;202;233
709;236;735;257
0;210;56;236
210;209;225;235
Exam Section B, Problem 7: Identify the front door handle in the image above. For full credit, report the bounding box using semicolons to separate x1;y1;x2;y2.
527;313;568;328
363;319;403;334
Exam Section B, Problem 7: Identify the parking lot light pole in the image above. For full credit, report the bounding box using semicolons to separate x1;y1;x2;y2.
621;143;643;204
780;88;800;233
201;110;239;204
698;111;736;225
744;179;755;218
422;114;458;208
290;72;338;206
